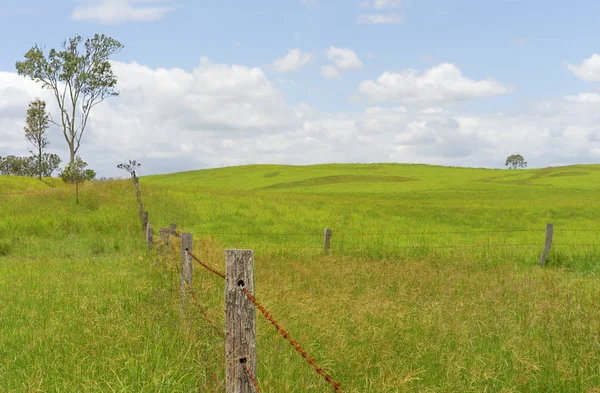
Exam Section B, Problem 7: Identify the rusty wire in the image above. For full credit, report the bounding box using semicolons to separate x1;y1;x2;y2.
186;249;225;279
187;288;225;339
241;363;262;393
241;287;345;393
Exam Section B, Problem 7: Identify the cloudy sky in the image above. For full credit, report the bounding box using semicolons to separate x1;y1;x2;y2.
1;0;600;177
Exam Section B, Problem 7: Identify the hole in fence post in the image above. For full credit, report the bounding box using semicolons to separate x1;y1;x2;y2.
180;232;193;322
225;249;256;393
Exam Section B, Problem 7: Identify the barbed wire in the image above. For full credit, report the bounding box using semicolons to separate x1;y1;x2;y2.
241;287;345;393
201;229;548;237
241;362;262;393
186;249;226;279
187;288;225;339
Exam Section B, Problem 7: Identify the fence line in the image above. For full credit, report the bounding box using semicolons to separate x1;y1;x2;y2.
138;183;599;393
185;248;345;393
195;228;600;237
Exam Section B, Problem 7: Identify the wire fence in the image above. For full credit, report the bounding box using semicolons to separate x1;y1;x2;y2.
186;249;345;393
142;202;600;392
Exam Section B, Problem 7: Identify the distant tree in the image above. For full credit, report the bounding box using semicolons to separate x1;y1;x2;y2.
40;153;62;177
0;155;36;176
117;160;141;179
60;156;95;204
24;98;50;180
505;154;527;169
15;34;124;165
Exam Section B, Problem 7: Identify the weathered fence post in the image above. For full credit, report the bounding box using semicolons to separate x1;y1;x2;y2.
225;249;256;393
170;223;178;236
134;176;143;221
539;223;554;267
159;228;169;244
180;233;193;288
324;228;332;252
142;211;149;237
180;233;193;319
146;223;154;250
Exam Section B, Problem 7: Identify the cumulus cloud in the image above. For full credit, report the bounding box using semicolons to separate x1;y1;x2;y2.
357;13;404;24
271;49;315;73
327;47;363;70
2;58;600;177
321;65;341;79
566;54;600;82
71;0;174;24
356;63;511;105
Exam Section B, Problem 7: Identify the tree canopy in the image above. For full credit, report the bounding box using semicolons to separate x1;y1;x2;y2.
16;34;123;164
505;154;527;169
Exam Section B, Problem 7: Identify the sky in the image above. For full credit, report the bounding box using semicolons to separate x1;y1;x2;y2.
1;0;600;177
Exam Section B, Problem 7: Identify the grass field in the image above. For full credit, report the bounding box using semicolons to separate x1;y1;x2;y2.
2;163;600;392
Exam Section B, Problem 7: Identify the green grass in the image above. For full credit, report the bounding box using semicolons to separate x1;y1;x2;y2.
2;163;600;392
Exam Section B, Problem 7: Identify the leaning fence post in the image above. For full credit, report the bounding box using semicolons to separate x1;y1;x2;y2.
146;223;154;250
324;228;332;252
225;249;256;393
142;211;149;237
539;223;553;267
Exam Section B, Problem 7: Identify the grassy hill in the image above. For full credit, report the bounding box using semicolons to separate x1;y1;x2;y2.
2;164;600;392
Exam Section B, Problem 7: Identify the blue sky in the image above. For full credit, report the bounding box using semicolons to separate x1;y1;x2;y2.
1;0;600;176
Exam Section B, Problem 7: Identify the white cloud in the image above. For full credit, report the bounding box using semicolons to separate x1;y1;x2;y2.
566;54;600;82
321;65;341;79
327;47;363;70
357;13;404;24
71;0;173;24
2;58;600;177
357;63;511;105
565;93;600;104
361;0;402;8
271;49;315;73
373;0;402;8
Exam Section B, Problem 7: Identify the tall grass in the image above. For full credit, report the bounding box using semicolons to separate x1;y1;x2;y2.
2;164;600;392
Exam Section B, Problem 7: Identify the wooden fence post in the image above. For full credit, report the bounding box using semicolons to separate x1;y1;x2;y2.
134;176;143;221
180;233;193;320
180;233;193;288
142;211;149;237
159;228;169;244
170;223;178;236
324;228;332;252
147;223;154;250
539;223;553;267
225;249;256;393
